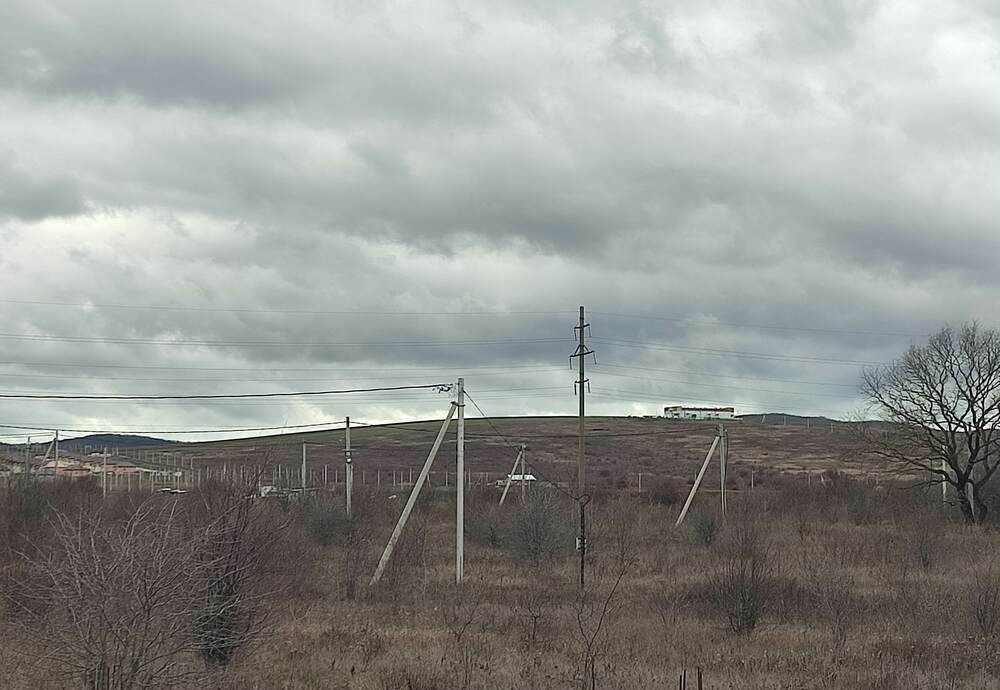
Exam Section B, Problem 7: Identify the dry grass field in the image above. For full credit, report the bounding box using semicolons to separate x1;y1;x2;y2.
3;417;999;689
159;416;887;493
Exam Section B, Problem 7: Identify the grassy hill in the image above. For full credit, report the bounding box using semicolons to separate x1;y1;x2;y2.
122;416;877;490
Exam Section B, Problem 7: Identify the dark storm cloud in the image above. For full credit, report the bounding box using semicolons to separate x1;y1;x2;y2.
0;0;996;436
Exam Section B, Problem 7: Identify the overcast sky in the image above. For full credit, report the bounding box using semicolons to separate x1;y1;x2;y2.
0;0;997;442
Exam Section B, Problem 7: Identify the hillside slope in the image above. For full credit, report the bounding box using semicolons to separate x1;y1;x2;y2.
129;416;877;490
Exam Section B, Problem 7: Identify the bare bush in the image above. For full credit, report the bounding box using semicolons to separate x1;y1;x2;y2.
708;504;776;635
689;509;718;547
4;501;207;688
573;539;634;690
969;565;1000;639
188;485;284;668
646;476;681;506
510;492;572;567
2;481;288;688
818;570;858;646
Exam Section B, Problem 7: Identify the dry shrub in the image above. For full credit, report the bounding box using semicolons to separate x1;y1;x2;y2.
707;501;777;635
688;509;718;547
969;564;1000;639
0;478;101;564
2;479;292;688
465;499;508;549
377;665;450;690
5;500;211;688
185;483;288;668
646;476;682;506
509;492;573;567
818;570;859;645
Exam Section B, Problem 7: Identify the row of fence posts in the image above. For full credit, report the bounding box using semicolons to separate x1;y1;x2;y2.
87;463;501;493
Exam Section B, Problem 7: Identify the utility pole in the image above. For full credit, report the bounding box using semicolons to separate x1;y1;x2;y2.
520;444;527;504
371;402;457;586
345;417;353;518
456;377;465;584
719;424;728;519
54;430;59;471
301;443;307;490
102;446;108;499
571;306;594;588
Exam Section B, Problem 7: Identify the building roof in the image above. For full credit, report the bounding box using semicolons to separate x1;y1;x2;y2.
665;405;735;412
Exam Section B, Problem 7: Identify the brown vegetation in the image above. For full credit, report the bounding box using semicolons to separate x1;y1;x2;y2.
4;467;1000;688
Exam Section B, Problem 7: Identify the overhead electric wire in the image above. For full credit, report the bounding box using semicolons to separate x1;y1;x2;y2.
0;360;565;373
2;298;928;337
0;332;571;349
593;362;856;388
2;391;570;407
589;311;927;337
0;383;450;401
0;298;569;317
463;389;578;501
592;337;883;366
0;367;570;384
0;420;347;434
588;389;852;418
588;371;857;398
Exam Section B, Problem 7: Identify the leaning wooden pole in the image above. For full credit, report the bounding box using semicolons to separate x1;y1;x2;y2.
675;435;721;527
498;447;524;506
370;403;456;586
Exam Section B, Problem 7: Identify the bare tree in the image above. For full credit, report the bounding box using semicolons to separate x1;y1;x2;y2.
4;501;207;688
861;323;1000;523
3;483;284;688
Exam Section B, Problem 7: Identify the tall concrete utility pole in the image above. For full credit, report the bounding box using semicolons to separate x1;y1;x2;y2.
345;417;353;518
571;306;594;588
576;307;588;495
301;443;307;490
456;377;465;584
719;424;728;519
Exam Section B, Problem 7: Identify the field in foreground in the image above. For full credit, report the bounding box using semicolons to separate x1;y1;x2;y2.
2;470;1000;690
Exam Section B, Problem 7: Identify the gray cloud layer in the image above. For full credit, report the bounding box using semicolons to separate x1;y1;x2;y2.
0;0;997;439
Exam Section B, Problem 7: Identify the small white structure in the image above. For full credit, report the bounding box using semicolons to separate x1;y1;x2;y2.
664;405;735;420
495;474;535;487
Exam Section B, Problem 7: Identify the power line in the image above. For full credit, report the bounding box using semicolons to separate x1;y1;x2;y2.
463;389;578;501
0;383;451;401
588;389;852;418
0;391;569;407
593;362;856;388
1;299;929;337
0;367;570;384
589;311;927;337
590;371;857;398
592;337;883;366
0;360;565;373
0;421;347;435
0;298;570;317
0;332;571;349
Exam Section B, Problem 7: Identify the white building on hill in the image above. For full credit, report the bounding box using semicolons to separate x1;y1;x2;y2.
664;405;735;420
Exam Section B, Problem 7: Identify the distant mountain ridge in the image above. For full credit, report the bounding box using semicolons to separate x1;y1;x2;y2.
56;434;173;450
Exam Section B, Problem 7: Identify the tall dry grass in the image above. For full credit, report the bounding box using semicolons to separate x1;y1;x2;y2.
2;472;1000;688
